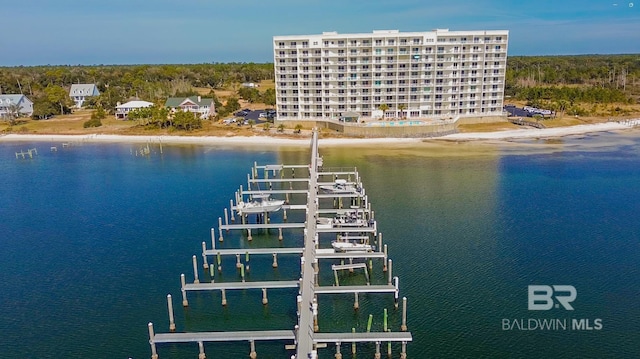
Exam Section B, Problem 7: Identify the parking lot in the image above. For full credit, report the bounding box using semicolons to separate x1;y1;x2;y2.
223;109;276;126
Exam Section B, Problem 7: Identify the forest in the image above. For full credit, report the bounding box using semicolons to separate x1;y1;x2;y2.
0;54;639;121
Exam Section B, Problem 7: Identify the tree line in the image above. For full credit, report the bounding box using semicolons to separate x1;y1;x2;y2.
0;63;275;119
1;55;638;123
505;55;640;104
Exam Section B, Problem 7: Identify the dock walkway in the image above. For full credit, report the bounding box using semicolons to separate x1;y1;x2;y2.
147;129;412;359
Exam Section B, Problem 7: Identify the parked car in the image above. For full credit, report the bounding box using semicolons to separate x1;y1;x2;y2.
258;112;267;118
234;110;248;116
222;118;236;125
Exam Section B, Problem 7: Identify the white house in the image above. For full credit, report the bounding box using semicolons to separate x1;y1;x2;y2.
0;94;34;119
164;96;215;119
69;84;100;108
115;100;154;119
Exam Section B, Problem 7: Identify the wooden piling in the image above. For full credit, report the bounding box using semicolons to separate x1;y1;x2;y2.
198;340;206;359
192;255;200;284
167;294;176;332
249;340;257;359
180;274;188;307
218;218;224;242
353;292;359;310
383;244;388;271
351;328;356;355
383;308;388;332
401;297;408;331
148;322;158;359
394;277;399;309
201;242;209;270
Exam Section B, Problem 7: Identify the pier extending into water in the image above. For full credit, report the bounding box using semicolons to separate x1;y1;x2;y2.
147;129;412;358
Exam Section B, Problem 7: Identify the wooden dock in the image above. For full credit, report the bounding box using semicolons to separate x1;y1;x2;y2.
147;129;412;359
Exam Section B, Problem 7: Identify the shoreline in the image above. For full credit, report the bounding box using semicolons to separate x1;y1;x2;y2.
1;121;638;147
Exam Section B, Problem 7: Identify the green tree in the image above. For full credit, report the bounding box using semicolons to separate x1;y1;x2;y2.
226;97;240;112
238;87;261;103
248;119;255;129
263;122;271;131
277;123;285;133
378;104;389;119
172;110;201;130
294;124;302;133
44;85;72;115
4;103;22;125
91;105;106;120
32;98;58;120
398;104;407;119
262;88;276;106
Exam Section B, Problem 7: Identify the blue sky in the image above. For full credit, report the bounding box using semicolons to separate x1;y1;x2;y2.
1;0;638;66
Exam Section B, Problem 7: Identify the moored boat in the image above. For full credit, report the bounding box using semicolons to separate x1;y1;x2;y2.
319;179;360;194
331;241;374;252
236;194;285;214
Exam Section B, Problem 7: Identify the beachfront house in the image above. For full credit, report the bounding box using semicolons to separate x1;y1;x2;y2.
115;100;154;119
0;94;34;119
165;96;215;119
69;84;100;108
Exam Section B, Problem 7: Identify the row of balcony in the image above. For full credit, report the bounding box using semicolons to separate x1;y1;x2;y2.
274;39;508;50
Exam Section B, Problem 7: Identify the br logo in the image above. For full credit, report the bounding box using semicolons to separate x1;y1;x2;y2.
528;285;577;310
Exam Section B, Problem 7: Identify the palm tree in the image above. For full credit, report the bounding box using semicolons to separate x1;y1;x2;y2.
294;124;302;134
277;124;285;133
398;104;407;119
263;122;271;131
248;119;255;129
378;104;389;120
5;103;21;126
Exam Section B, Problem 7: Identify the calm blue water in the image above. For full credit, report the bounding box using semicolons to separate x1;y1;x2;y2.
1;132;639;358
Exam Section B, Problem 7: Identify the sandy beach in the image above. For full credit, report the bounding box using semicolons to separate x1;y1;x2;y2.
1;120;639;147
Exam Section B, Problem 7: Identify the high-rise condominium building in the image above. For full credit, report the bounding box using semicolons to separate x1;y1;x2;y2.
273;29;508;121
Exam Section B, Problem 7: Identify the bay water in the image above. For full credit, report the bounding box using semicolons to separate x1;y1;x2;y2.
1;131;639;358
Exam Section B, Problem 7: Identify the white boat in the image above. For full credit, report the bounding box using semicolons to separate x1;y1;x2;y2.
316;217;333;229
331;241;374;252
319;179;360;194
316;211;370;229
236;194;285;214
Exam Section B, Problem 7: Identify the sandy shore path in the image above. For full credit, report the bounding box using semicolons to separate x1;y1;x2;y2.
1;121;638;146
